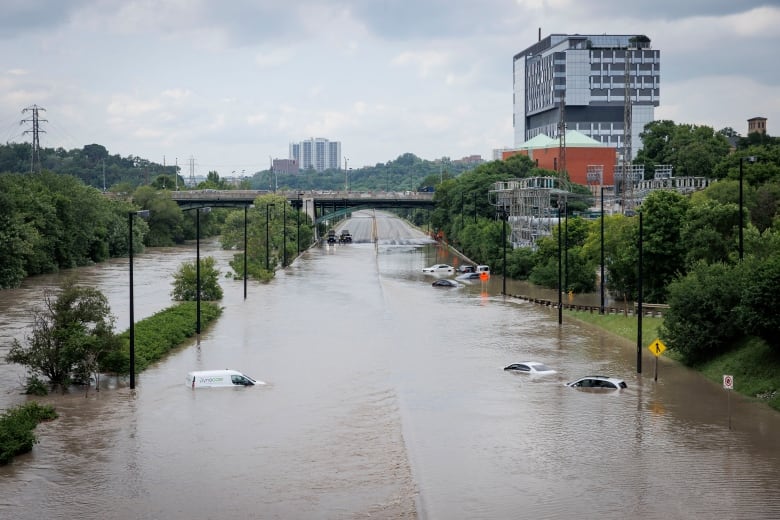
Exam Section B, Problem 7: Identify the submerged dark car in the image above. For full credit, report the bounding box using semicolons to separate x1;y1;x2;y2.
432;279;459;288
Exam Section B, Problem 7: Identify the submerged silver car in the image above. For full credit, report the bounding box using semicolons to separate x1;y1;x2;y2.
565;376;627;390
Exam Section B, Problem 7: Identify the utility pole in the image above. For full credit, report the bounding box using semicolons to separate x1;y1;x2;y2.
188;156;196;187
557;90;566;186
21;104;47;173
622;44;634;213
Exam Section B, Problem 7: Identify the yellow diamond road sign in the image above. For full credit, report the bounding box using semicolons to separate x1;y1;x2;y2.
648;338;667;357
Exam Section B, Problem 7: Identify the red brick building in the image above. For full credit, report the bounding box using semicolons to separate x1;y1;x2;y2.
501;131;618;186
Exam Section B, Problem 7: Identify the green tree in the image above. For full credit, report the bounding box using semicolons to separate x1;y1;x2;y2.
6;280;119;390
581;214;638;303
639;190;690;302
660;261;743;364
636;120;730;178
171;256;224;301
736;244;780;350
0;184;37;288
680;198;739;266
132;186;185;246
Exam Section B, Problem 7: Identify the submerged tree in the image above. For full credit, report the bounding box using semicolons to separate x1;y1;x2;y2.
170;256;224;301
6;280;120;393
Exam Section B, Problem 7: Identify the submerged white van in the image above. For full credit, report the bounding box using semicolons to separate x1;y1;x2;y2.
187;369;265;389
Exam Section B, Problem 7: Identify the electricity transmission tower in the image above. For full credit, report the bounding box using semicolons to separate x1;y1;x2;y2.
21;104;47;173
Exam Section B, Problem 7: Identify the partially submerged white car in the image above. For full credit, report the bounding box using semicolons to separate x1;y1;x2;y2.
565;375;627;390
422;263;454;274
503;361;557;376
187;369;265;389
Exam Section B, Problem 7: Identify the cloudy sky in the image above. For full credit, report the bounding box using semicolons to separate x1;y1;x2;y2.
1;1;778;175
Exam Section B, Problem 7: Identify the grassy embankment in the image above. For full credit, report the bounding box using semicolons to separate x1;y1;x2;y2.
564;309;780;412
106;301;223;373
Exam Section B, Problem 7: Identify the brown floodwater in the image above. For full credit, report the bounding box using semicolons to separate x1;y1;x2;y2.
1;211;778;519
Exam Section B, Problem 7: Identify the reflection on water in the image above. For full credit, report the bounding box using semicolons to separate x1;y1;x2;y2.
1;212;779;519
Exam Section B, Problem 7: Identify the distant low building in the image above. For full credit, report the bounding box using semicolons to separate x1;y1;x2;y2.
453;155;484;165
273;158;299;175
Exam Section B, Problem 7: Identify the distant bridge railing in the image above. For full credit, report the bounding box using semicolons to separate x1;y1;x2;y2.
169;190;435;209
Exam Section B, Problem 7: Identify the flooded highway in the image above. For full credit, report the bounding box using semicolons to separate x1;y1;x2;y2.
1;210;779;519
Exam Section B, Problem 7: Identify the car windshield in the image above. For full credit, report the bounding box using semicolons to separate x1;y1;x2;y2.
533;364;552;372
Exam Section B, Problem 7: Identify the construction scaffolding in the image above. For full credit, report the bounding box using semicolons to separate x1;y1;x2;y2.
489;176;560;248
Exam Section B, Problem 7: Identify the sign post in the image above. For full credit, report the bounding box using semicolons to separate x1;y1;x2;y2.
647;338;667;382
723;375;734;430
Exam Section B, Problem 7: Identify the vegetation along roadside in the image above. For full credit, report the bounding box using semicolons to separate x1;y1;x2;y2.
564;309;780;412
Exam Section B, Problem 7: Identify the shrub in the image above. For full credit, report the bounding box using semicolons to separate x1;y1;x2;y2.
0;402;57;465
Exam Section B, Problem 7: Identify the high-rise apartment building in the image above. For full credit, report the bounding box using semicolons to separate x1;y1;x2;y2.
289;138;342;172
513;33;660;160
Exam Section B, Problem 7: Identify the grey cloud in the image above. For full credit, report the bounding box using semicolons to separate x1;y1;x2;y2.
0;0;92;39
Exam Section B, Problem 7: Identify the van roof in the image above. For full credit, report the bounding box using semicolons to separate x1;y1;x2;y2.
188;369;243;376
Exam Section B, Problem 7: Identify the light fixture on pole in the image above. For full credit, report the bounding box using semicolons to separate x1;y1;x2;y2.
739;156;757;261
128;209;150;390
266;203;275;271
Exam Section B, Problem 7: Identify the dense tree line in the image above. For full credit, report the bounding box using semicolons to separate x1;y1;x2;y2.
0;142;178;191
250;153;478;192
0;171;150;288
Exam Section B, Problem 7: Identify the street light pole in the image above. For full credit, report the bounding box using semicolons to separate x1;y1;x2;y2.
600;187;605;314
557;200;563;325
283;203;287;267
500;209;507;296
128;209;150;390
183;206;211;334
266;203;275;271
637;210;644;374
344;156;348;191
243;204;248;300
739;156;757;261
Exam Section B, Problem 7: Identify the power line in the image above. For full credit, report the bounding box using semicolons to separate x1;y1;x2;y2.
21;104;47;173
